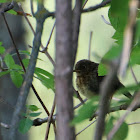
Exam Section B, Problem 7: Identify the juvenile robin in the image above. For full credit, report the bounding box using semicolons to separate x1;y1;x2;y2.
73;59;132;99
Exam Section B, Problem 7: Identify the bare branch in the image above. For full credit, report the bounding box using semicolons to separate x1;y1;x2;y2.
0;122;10;129
30;0;34;16
130;66;139;84
8;2;47;140
45;96;56;140
94;61;119;140
88;31;93;60
128;122;140;125
19;4;55;67
41;22;56;53
82;0;111;13
73;87;85;104
72;0;82;64
76;119;97;137
0;2;14;13
101;15;111;25
119;0;139;76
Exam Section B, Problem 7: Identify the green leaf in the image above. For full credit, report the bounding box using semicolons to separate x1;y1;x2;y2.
27;105;40;111
105;117;128;140
22;58;29;68
18;118;33;134
103;45;122;60
101;0;111;7
0;0;23;3
130;43;140;65
12;64;22;70
112;31;123;45
7;9;17;15
10;71;23;88
0;0;7;2
105;116;114;136
0;46;5;54
109;0;129;32
19;50;30;56
111;98;130;108
134;19;140;43
29;112;42;117
71;97;99;125
35;67;54;91
0;70;10;77
4;54;15;68
21;113;28;117
118;84;140;94
98;63;108;76
108;0;129;45
35;67;54;80
113;122;128;140
82;0;86;6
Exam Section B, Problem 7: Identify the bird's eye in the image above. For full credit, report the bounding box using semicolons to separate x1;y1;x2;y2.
81;65;86;70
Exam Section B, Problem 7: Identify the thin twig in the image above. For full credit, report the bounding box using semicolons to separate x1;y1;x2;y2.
27;0;111;19
82;0;111;13
0;1;14;13
2;13;26;72
88;31;93;60
0;122;10;129
74;99;87;110
0;96;15;110
82;0;89;8
41;22;56;53
130;66;138;84
19;4;55;67
32;101;140;127
72;0;82;65
101;15;111;25
73;87;85;104
128;122;140;125
76;119;97;137
94;61;119;140
30;0;35;16
9;2;47;139
2;12;50;117
45;96;56;140
33;99;87;127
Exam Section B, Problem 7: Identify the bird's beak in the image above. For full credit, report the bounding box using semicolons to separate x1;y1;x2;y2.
73;69;80;72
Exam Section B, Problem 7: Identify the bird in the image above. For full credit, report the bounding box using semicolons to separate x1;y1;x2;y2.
73;59;132;99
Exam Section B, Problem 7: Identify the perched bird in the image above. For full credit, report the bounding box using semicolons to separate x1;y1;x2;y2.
73;59;132;99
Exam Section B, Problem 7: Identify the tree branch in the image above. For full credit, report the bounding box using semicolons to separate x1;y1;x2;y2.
19;4;55;67
8;2;46;140
94;61;119;140
119;0;139;76
72;0;82;64
82;0;111;13
45;96;56;140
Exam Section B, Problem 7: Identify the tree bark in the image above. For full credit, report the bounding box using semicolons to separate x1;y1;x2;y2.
55;0;75;140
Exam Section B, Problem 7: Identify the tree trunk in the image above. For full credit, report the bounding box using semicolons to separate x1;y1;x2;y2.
55;0;75;139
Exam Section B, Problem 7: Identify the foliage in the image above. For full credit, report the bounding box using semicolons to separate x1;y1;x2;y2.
19;105;42;134
1;0;140;139
71;97;99;125
105;116;128;140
